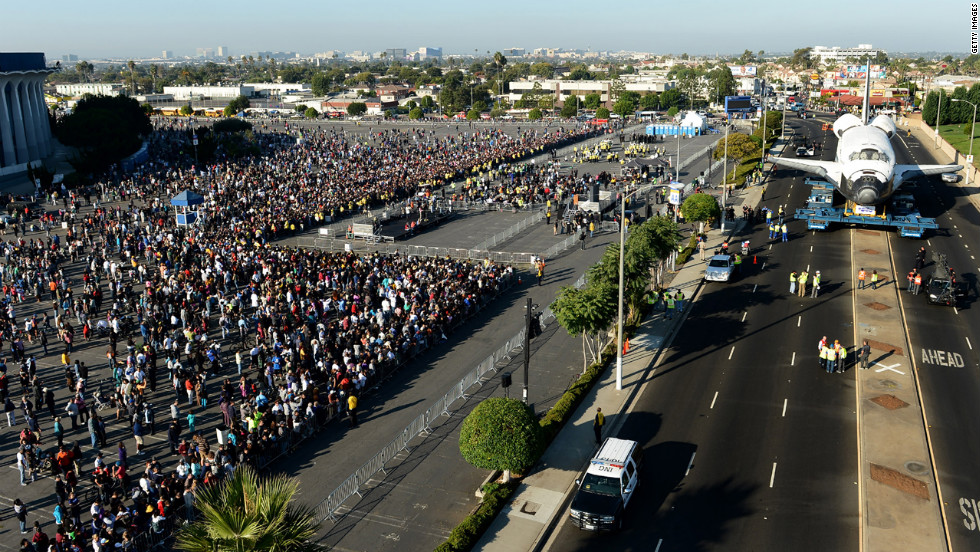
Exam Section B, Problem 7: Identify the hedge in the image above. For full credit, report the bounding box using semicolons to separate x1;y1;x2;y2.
433;482;518;552
675;234;699;266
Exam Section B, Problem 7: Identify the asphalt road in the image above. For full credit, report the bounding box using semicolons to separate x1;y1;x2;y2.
549;113;875;551
886;126;980;552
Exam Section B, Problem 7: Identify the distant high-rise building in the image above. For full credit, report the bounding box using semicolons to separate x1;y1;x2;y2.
61;54;78;62
384;48;407;61
196;48;214;58
161;50;173;59
217;46;229;58
502;48;525;58
417;47;442;61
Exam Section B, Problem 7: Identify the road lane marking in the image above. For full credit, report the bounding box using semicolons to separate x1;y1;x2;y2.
741;311;747;322
797;315;801;327
729;346;735;360
762;262;766;270
655;539;663;552
782;399;788;417
791;352;796;365
770;462;778;488
753;284;758;293
810;246;813;252
806;264;810;272
928;239;932;246
686;453;696;476
874;362;905;375
968;337;973;350
769;244;773;250
710;391;719;409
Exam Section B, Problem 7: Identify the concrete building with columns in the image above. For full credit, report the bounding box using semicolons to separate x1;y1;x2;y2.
0;53;55;177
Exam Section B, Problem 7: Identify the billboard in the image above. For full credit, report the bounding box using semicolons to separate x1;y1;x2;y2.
730;66;757;77
840;65;887;79
725;95;754;113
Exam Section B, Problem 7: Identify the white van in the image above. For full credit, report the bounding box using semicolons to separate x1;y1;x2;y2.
569;438;642;531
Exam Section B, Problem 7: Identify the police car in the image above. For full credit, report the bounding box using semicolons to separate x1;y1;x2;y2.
569;438;642;531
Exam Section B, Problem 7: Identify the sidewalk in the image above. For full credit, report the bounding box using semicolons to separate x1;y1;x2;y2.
474;186;764;552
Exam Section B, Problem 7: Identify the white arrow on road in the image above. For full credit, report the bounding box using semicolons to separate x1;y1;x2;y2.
873;362;905;375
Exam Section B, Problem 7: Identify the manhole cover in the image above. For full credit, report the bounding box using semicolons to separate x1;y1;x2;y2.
870;394;908;410
865;302;892;311
905;461;929;475
860;249;881;255
871;379;902;391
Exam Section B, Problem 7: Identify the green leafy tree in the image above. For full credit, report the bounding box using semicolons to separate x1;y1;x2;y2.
681;193;721;232
560;98;578;118
666;106;679;118
420;95;435;109
179;104;194;116
225;95;250;116
347;102;367;116
530;62;555;78
596;107;610;119
212;118;252;133
712;132;760;168
708;66;737;104
583;93;602;110
294;104;307;113
305;107;319;119
466;109;480;120
311;73;331;96
409;107;423;119
459;398;541;481
639;93;660;110
174;465;324;552
752;110;783;147
528;108;543;120
659;88;683;110
613;96;636;118
551;282;617;371
55;94;152;174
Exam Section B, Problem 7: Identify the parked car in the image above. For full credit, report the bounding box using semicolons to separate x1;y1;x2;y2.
796;146;815;157
704;254;735;282
941;173;962;183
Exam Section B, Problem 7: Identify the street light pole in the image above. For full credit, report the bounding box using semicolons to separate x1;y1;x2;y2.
721;120;729;230
951;98;977;188
523;297;531;404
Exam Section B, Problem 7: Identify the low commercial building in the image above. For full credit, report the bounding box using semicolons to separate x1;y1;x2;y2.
54;82;125;97
245;82;311;97
508;77;675;108
163;85;255;100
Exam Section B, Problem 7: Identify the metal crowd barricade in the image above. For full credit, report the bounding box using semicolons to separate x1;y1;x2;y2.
313;321;531;524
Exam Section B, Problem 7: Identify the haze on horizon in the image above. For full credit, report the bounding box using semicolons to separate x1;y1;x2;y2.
0;0;968;59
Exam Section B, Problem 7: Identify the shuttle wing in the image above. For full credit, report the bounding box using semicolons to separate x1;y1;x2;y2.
893;164;964;184
773;159;843;186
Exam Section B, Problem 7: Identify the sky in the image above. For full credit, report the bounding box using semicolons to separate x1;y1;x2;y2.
0;0;968;60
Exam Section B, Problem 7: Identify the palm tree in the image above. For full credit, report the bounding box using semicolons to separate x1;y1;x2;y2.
128;60;136;95
174;466;324;552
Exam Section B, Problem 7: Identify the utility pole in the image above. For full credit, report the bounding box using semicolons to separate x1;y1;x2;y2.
523;297;531;405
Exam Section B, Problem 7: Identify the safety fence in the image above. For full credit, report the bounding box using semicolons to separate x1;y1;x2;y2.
474;210;545;251
313;324;528;523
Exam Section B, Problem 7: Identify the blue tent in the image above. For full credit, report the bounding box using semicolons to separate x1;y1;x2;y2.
170;190;204;207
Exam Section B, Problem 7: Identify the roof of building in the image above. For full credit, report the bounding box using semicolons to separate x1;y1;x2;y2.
0;53;49;73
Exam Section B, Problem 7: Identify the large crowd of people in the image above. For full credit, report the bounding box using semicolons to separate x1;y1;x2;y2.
2;117;607;551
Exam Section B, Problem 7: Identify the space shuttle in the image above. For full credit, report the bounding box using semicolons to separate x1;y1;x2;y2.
776;73;962;205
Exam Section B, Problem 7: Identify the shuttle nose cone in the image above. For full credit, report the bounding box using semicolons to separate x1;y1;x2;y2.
852;175;882;205
855;187;879;204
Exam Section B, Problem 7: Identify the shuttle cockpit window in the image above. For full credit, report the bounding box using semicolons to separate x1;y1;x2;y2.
849;149;889;162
